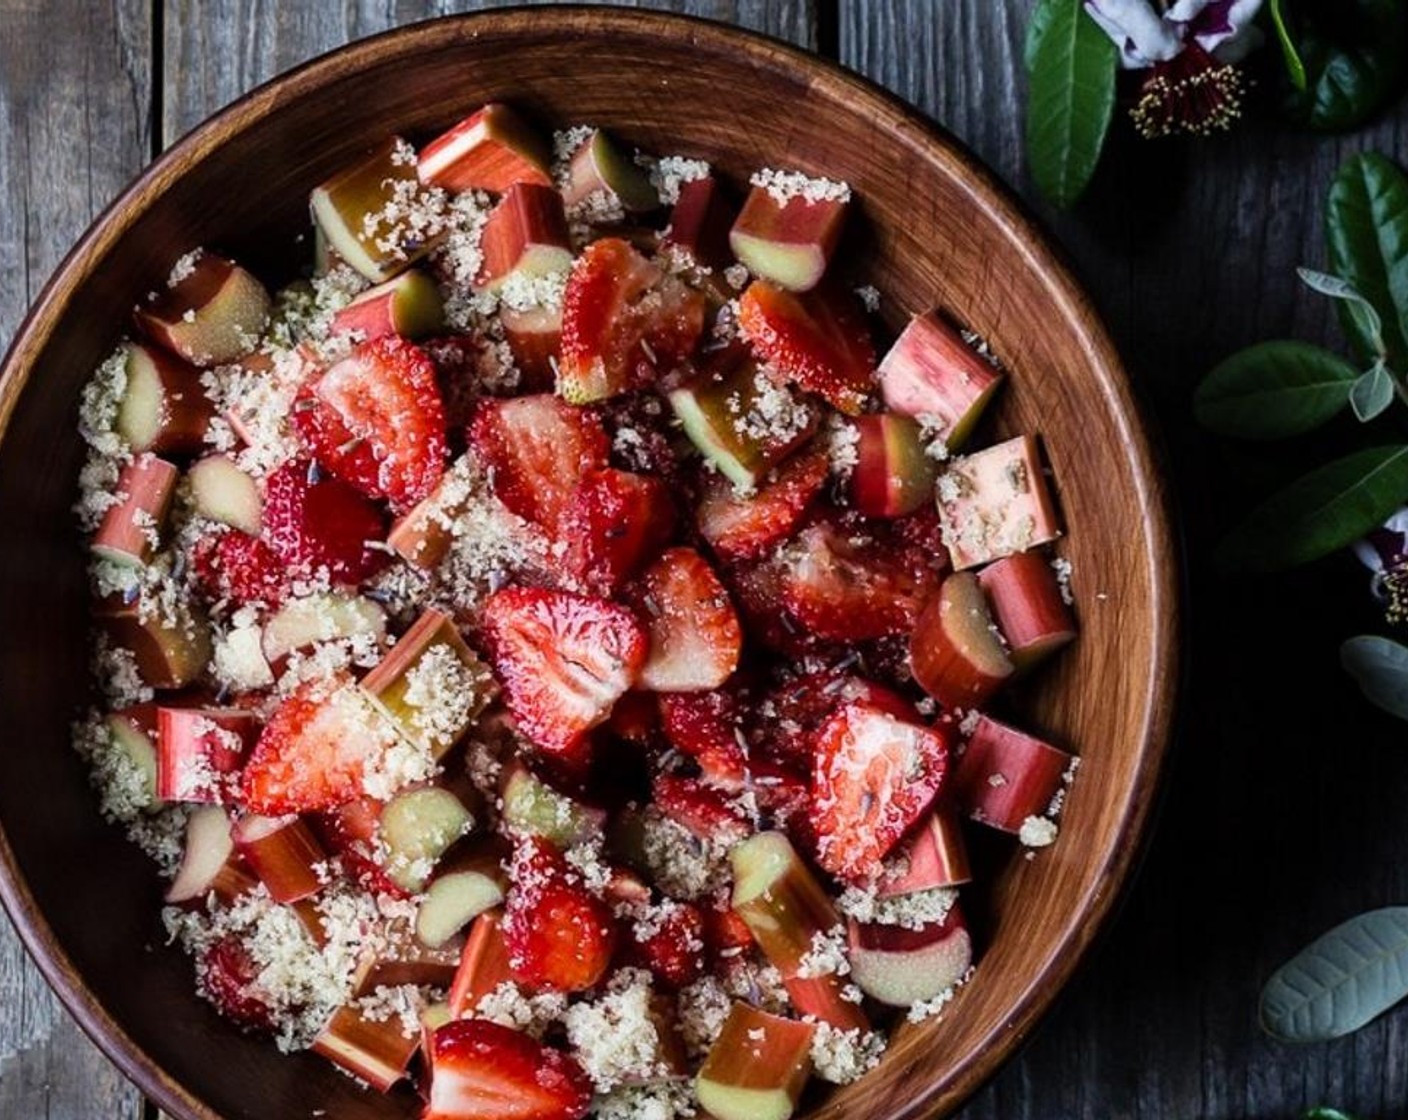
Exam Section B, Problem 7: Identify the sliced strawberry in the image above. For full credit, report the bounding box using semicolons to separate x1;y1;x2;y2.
756;670;914;770
738;280;876;415
558;237;706;403
314;796;408;899
696;444;829;562
294;335;448;510
424;1018;593;1120
196;934;274;1033
722;555;815;657
652;773;751;846
261;460;389;584
468;395;610;533
422;333;489;438
481;587;647;760
558;468;674;594
632;547;741;692
502;837;617;993
192;531;287;607
628;900;706;989
811;701;951;882
658;687;747;787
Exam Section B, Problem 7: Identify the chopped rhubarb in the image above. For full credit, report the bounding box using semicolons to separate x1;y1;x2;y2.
950;714;1075;834
878;808;972;896
846;904;972;1007
232;813;328;904
448;908;515;1018
499;759;607;847
260;592;387;667
105;707;160;811
187;455;261;535
663;175;737;270
96;597;212;689
312;1002;420;1093
730;184;847;292
695;1003;816;1120
329;269;444;340
378;784;476;892
501;303;563;390
634;547;743;692
978;550;1077;670
92;454;178;567
561;128;659;214
385;473;464;571
475;182;573;293
156;707;257;804
850;413;940;518
878;310;1003;449
415;836;510;948
418;103;553;193
114;342;215;455
937;435;1061;569
135;252;270;367
165;804;254;904
909;571;1014;709
729;831;841;976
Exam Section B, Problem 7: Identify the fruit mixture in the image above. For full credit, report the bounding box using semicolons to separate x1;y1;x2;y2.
73;103;1080;1120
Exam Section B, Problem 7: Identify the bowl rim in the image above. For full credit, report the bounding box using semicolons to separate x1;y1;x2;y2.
0;7;1181;1119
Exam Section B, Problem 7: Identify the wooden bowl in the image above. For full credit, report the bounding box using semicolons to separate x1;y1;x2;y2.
0;9;1178;1120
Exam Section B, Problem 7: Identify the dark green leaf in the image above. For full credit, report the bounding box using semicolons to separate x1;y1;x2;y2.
1024;0;1059;72
1350;362;1395;421
1305;1111;1361;1120
1327;152;1408;368
1269;0;1308;91
1342;636;1408;720
1282;0;1408;131
1217;445;1408;572
1261;908;1408;1041
1194;341;1358;439
1297;267;1386;358
1024;0;1117;209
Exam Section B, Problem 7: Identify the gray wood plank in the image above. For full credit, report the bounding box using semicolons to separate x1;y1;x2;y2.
0;2;153;1118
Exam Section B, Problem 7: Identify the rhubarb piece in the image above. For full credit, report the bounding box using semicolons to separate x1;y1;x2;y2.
811;701;950;882
633;547;742;692
260;460;390;583
91;454;178;566
96;597;212;689
188;455;261;535
114;342;215;455
695;1003;816;1120
850;413;939;518
476;182;573;293
561;128;659;214
666;349;818;489
937;435;1061;569
978;551;1077;670
310;138;444;281
232;813;328;904
135;252;271;366
378;784;476;893
662;175;737;270
557;467;674;595
738;280;876;414
352;922;466;993
503;837;617;993
909;571;1014;708
416;836;510;948
878;310;1003;449
696;444;829;561
329;269;444;341
878;809;972;895
846;905;972;1007
950;714;1074;833
362;608;492;759
730;181;847;293
558;237;706;403
165;804;254;904
260;592;387;666
448;908;514;1017
501;303;562;390
418;103;553;193
312;1002;420;1093
105;707;160;810
156;707;256;803
499;759;607;847
385;477;463;571
423;1018;593;1120
729;831;842;976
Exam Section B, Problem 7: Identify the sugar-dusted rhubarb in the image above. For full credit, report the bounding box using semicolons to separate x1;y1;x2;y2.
187;455;261;535
634;547;742;692
476;182;573;293
351;922;465;993
978;550;1077;670
156;707;256;804
96;597;212;689
330;269;444;340
135;252;271;366
232;813;328;904
937;435;1061;569
415;835;510;948
850;413;939;518
385;466;467;570
846;905;972;1007
312;1001;421;1094
501;303;563;391
499;759;607;848
92;454;178;567
878;310;1003;449
165;804;254;904
950;714;1074;834
662;175;737;271
909;571;1015;709
419;102;553;193
561;128;659;214
260;592;387;667
695;1003;816;1120
105;707;160;811
114;342;215;455
378;784;477;892
310;137;445;282
730;183;847;292
878;808;972;896
447;908;514;1018
730;831;842;975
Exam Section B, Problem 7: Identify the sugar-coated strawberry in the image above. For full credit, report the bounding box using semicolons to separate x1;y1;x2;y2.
721;555;816;657
633;547;742;693
192;531;287;606
481;587;648;760
658;688;747;788
628;899;706;988
502;837;617;993
557;238;706;403
755;670;914;770
261;461;389;583
196;934;274;1033
468;395;610;533
293;335;447;510
696;444;829;561
811;701;951;882
558;468;674;594
424;1018;593;1120
738;280;876;414
652;773;751;845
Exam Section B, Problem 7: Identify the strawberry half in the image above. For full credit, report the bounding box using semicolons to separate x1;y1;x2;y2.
811;700;951;882
424;1018;593;1120
261;460;389;584
633;547;742;693
294;335;448;510
196;934;274;1033
756;670;913;771
558;237;706;403
696;444;830;562
658;687;748;788
468;395;610;533
738;280;876;415
502;837;617;994
481;587;647;759
628;899;706;989
558;468;674;594
192;531;287;607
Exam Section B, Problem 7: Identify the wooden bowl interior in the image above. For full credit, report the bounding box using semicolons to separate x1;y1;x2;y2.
0;12;1175;1120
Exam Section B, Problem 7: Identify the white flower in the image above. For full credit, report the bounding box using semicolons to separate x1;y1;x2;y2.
1084;0;1264;69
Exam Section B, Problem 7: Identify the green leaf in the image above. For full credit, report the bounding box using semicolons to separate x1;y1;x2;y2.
1217;444;1408;572
1327;153;1408;369
1194;341;1358;439
1269;0;1308;91
1024;0;1059;72
1350;362;1395;421
1282;0;1408;132
1306;1110;1363;1120
1024;0;1117;210
1297;267;1387;358
1341;636;1408;720
1261;907;1408;1041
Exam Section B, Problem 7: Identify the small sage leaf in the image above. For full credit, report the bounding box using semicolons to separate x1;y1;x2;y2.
1349;362;1394;421
1261;907;1408;1041
1297;267;1386;358
1327;152;1408;369
1341;636;1408;720
1194;340;1358;439
1269;0;1308;91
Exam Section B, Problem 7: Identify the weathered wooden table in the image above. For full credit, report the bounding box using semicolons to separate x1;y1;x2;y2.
3;2;1407;1117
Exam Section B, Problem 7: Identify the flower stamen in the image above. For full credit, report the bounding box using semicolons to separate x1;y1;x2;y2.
1130;44;1247;139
